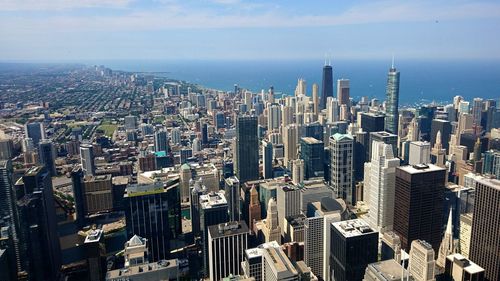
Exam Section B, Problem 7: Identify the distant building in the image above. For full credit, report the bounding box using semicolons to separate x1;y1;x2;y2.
300;137;325;179
38;139;56;176
83;174;113;215
384;63;400;134
320;63;333;111
431;119;452;152
236;116;259;183
80;142;96;176
0;139;13;160
409;141;431;165
24;122;45;146
225;176;241;222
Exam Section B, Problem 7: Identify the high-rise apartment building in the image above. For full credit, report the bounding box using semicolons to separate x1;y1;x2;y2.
154;129;169;152
337;79;350;107
329;133;354;205
284;124;299;168
384;62;400;134
80;142;96;176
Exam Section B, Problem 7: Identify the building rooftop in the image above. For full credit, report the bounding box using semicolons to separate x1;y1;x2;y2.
332;219;375;238
84;229;103;244
125;182;165;197
399;163;446;174
366;259;412;281
209;221;249;239
331;133;353;142
200;191;227;209
106;259;179;280
286;214;306;227
263;246;298;276
301;137;322;144
446;253;484;274
476;178;500;190
370;131;397;138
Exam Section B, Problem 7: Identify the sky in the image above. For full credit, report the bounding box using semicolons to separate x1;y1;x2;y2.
1;0;500;61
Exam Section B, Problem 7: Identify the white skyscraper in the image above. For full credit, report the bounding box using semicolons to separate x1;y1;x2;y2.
283;124;299;168
291;159;304;185
276;185;301;235
267;104;282;130
327;97;339;123
364;141;400;233
409;240;436;281
409;141;431;165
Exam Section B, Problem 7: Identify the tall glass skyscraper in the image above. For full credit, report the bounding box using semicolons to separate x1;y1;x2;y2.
384;62;400;134
236;116;259;183
320;63;333;110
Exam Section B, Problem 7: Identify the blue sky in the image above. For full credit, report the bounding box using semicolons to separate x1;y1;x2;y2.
1;0;500;61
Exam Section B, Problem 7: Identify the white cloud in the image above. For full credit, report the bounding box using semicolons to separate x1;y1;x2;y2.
0;0;133;11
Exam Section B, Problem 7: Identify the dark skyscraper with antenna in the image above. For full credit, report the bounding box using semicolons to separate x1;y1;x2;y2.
384;58;400;134
320;61;333;110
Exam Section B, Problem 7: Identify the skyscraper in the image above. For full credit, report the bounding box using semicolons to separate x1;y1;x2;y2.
80;142;95;176
431;119;452;152
262;141;273;179
364;141;400;233
393;164;446;252
329;133;354;205
24;122;45;146
384;61;400;134
330;219;379;281
225;176;241;222
408;240;436;281
124;182;181;262
0;139;13;160
408;141;431;165
38;139;56;177
262;244;299;280
208;221;249;281
236;116;259;183
300;137;325;179
312;83;319;117
337;79;350;107
320;62;333;110
469;178;500;281
267;103;282;130
154;129;169;152
277;185;301;235
284;124;299;168
16;166;61;280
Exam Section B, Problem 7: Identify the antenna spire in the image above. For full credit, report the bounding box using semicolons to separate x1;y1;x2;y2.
391;54;395;69
324;53;327;66
329;54;332;66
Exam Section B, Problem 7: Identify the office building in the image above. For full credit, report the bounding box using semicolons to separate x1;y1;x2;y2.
262;141;273;179
201;122;209;145
236;116;259;183
363;259;412;281
284;124;299;168
329;133;354;205
208;221;249;281
337;79;350;106
268;104;282;130
305;198;346;280
124;182;181;262
16;166;61;281
471;98;483;126
0;139;13;160
431;119;452;152
469;178;500;281
248;185;261;228
25;122;45;146
444;254;485;281
330;219;379;281
408;240;435;281
291;159;304;185
0;160;21;274
482;150;499;179
327;97;339;123
200;191;229;277
38;139;56;176
299;179;335;213
300;137;325;179
364;141;400;233
394;164;446;252
369;131;398;160
154;129;169;152
409;141;431;165
384;62;400;134
312;83;319;116
84;229;106;281
320;62;333;110
83;174;113;215
430;132;447;167
458;213;472;259
277;185;301;235
225;176;241;222
80;142;96;176
106;235;180;281
262;245;299;280
360;112;385;133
